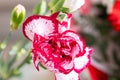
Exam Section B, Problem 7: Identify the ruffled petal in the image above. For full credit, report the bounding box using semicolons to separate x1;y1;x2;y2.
74;47;92;73
61;30;86;56
23;15;58;41
58;14;72;33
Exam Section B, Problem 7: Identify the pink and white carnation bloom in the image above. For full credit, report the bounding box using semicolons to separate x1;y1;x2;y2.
23;12;72;41
23;12;92;80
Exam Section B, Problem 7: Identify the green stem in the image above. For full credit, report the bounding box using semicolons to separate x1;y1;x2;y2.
17;51;31;69
7;51;31;79
0;32;11;55
8;39;25;69
49;0;65;13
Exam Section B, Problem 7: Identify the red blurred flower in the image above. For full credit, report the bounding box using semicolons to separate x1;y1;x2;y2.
108;0;120;31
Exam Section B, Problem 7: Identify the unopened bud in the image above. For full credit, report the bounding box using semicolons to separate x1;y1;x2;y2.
10;4;26;31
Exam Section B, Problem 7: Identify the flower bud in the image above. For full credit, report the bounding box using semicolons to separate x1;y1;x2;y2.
10;4;26;31
63;0;85;12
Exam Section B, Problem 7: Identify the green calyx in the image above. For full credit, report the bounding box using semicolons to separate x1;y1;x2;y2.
57;12;67;22
49;0;70;13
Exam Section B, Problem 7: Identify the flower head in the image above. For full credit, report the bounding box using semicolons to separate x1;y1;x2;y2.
32;30;88;74
22;12;92;79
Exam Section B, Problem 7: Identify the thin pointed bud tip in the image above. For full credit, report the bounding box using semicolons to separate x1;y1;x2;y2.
15;4;26;16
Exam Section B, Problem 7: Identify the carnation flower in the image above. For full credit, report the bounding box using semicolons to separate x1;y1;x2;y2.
23;12;92;80
32;30;87;73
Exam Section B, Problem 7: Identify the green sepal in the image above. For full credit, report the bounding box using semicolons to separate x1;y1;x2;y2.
57;12;67;22
60;7;70;13
49;0;69;13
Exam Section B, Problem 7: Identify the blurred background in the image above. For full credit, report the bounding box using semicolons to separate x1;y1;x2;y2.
0;0;120;80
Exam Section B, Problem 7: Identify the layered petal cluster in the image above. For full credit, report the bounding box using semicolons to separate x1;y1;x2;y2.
23;12;92;80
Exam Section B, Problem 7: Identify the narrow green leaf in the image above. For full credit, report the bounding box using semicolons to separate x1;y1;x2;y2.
0;32;11;49
0;32;11;54
49;0;65;13
33;0;47;15
7;40;23;69
49;0;58;8
12;68;21;77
